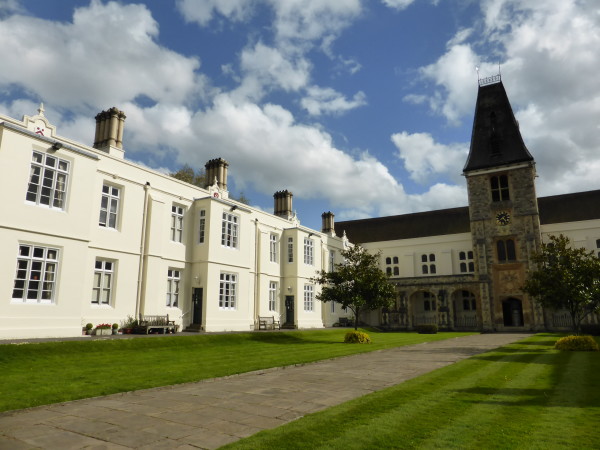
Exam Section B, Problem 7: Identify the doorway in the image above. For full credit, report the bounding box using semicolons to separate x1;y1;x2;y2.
502;297;523;327
284;295;295;326
192;288;203;326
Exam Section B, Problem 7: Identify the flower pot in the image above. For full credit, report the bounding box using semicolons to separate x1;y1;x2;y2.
95;328;111;336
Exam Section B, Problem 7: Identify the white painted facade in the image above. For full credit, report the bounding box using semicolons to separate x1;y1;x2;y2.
0;108;349;339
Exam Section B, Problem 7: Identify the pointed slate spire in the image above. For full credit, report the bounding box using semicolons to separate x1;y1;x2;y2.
463;79;533;172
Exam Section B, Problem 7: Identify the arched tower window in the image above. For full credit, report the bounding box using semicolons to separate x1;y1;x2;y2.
497;239;516;263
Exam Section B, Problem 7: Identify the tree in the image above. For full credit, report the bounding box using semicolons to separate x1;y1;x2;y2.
522;234;600;334
169;164;206;187
312;245;396;330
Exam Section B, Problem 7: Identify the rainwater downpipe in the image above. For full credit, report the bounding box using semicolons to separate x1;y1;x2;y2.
135;182;151;317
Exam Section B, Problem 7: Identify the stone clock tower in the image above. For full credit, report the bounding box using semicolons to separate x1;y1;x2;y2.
464;77;544;331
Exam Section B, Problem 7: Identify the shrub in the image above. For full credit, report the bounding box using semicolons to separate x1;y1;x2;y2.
416;324;438;334
112;323;119;329
555;335;599;351
580;324;600;336
85;323;93;330
344;331;371;344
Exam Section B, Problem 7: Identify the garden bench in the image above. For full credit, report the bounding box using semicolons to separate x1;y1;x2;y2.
338;317;352;327
258;316;280;330
137;314;177;334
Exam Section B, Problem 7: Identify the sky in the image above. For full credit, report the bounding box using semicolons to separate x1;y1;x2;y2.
1;0;599;231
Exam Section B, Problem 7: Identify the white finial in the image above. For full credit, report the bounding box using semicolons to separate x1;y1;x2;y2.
37;102;45;117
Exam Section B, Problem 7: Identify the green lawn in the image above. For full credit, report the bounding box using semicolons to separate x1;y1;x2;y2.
224;333;600;450
0;329;473;412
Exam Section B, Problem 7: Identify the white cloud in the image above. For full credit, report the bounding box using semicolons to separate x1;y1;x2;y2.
414;0;600;197
301;86;366;116
391;131;468;184
240;42;311;94
176;0;253;26
381;0;415;11
0;0;202;111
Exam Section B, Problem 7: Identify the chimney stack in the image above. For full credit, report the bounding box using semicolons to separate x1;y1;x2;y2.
93;107;126;150
204;158;229;190
273;190;293;219
321;211;335;235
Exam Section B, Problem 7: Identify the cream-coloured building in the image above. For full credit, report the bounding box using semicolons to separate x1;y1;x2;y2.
0;106;349;339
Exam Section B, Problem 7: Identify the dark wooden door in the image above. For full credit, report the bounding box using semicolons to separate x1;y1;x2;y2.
285;295;294;325
192;288;203;325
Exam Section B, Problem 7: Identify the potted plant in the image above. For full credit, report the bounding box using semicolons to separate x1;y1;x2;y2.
95;323;112;336
85;323;93;335
112;323;119;335
120;315;138;334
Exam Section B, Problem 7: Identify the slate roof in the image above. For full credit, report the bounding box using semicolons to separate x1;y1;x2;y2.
463;81;534;172
335;190;600;244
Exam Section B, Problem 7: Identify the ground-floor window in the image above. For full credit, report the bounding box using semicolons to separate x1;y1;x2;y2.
13;244;59;303
92;259;114;305
304;284;314;312
166;269;181;307
219;272;237;310
269;281;278;311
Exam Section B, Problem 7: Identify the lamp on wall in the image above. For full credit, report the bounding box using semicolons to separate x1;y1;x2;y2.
51;142;63;151
287;286;292;292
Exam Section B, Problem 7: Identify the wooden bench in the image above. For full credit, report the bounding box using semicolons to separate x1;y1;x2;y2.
137;314;177;334
258;316;280;330
338;317;352;327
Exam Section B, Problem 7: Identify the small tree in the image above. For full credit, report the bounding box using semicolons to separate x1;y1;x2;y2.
313;245;396;330
523;234;600;334
169;164;206;187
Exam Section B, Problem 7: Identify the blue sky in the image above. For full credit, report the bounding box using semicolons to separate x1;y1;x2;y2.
1;0;599;231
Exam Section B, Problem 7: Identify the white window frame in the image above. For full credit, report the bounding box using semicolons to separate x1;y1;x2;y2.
171;205;184;243
199;210;206;244
287;237;294;263
269;281;278;312
166;269;181;307
99;184;120;229
26;151;70;210
329;249;335;272
304;284;314;312
12;244;59;303
221;212;239;249
219;272;237;310
270;233;278;263
92;259;114;305
304;238;314;265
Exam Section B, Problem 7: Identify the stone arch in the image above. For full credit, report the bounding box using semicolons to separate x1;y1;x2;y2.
451;288;479;329
410;289;438;326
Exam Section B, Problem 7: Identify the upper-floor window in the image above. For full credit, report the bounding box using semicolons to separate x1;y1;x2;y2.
459;251;475;273
166;269;180;307
304;284;314;311
304;238;314;265
491;175;510;202
171;205;184;242
12;244;59;303
288;237;294;263
221;212;238;248
393;267;399;276
199;210;206;243
329;250;335;272
219;272;237;310
26;151;70;210
393;256;399;264
497;239;516;263
421;254;436;275
269;281;278;311
92;259;114;305
99;184;120;229
385;256;392;265
270;234;278;263
386;267;392;276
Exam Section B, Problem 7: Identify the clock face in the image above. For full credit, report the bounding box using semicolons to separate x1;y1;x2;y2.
496;211;511;226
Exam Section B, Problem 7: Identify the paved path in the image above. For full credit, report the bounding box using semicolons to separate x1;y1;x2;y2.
0;333;530;449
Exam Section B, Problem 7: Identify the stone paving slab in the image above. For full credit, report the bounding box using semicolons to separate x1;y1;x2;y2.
0;333;530;449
